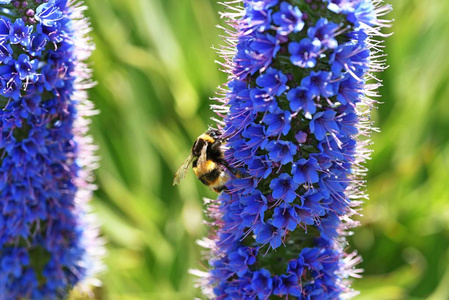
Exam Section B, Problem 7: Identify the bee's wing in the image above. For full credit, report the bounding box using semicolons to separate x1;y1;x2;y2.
173;153;195;186
197;142;208;167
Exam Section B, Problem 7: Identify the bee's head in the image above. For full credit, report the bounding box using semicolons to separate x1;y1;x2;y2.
206;128;222;140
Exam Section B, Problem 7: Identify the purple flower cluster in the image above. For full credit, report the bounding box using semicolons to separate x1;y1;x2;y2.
199;0;391;298
0;0;104;298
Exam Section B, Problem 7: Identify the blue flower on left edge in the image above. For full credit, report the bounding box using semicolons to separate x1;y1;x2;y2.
0;0;105;298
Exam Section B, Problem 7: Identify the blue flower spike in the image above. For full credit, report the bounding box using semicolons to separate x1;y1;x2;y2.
195;0;392;299
0;0;104;298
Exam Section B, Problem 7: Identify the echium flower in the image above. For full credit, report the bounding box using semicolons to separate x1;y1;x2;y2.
197;0;391;299
0;0;104;298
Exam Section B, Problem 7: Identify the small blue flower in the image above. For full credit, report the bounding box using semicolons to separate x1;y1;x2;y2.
254;222;283;249
348;0;378;28
250;88;278;112
326;0;356;14
0;17;11;39
1;248;29;277
263;109;291;136
270;173;299;203
265;140;297;165
288;37;321;68
240;191;268;227
232;177;258;195
287;257;305;277
272;203;298;231
228;79;246;94
243;6;272;33
300;189;326;218
228;246;257;276
233;139;254;164
335;73;363;105
287;85;316;115
36;21;63;43
310;110;340;141
0;42;12;64
330;42;370;77
41;64;66;91
274;274;302;297
256;67;288;96
234;42;255;78
338;111;359;136
251;269;273;299
247;155;273;179
14;54;38;80
242;122;269;150
318;212;341;241
301;247;323;270
273;2;304;35
247;32;280;72
9;19;33;47
250;0;279;11
318;173;346;199
35;3;64;27
308;18;339;49
301;70;337;98
0;63;21;99
28;33;47;56
292;157;320;185
317;138;345;162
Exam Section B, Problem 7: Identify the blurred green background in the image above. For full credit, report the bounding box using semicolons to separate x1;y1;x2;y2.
80;0;449;299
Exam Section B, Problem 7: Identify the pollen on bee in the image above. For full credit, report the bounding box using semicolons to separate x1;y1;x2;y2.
198;134;215;144
193;160;217;177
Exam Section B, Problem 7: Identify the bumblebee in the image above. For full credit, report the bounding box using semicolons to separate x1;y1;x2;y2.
173;128;236;193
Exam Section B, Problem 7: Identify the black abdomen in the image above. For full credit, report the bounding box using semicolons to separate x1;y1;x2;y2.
198;168;221;186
